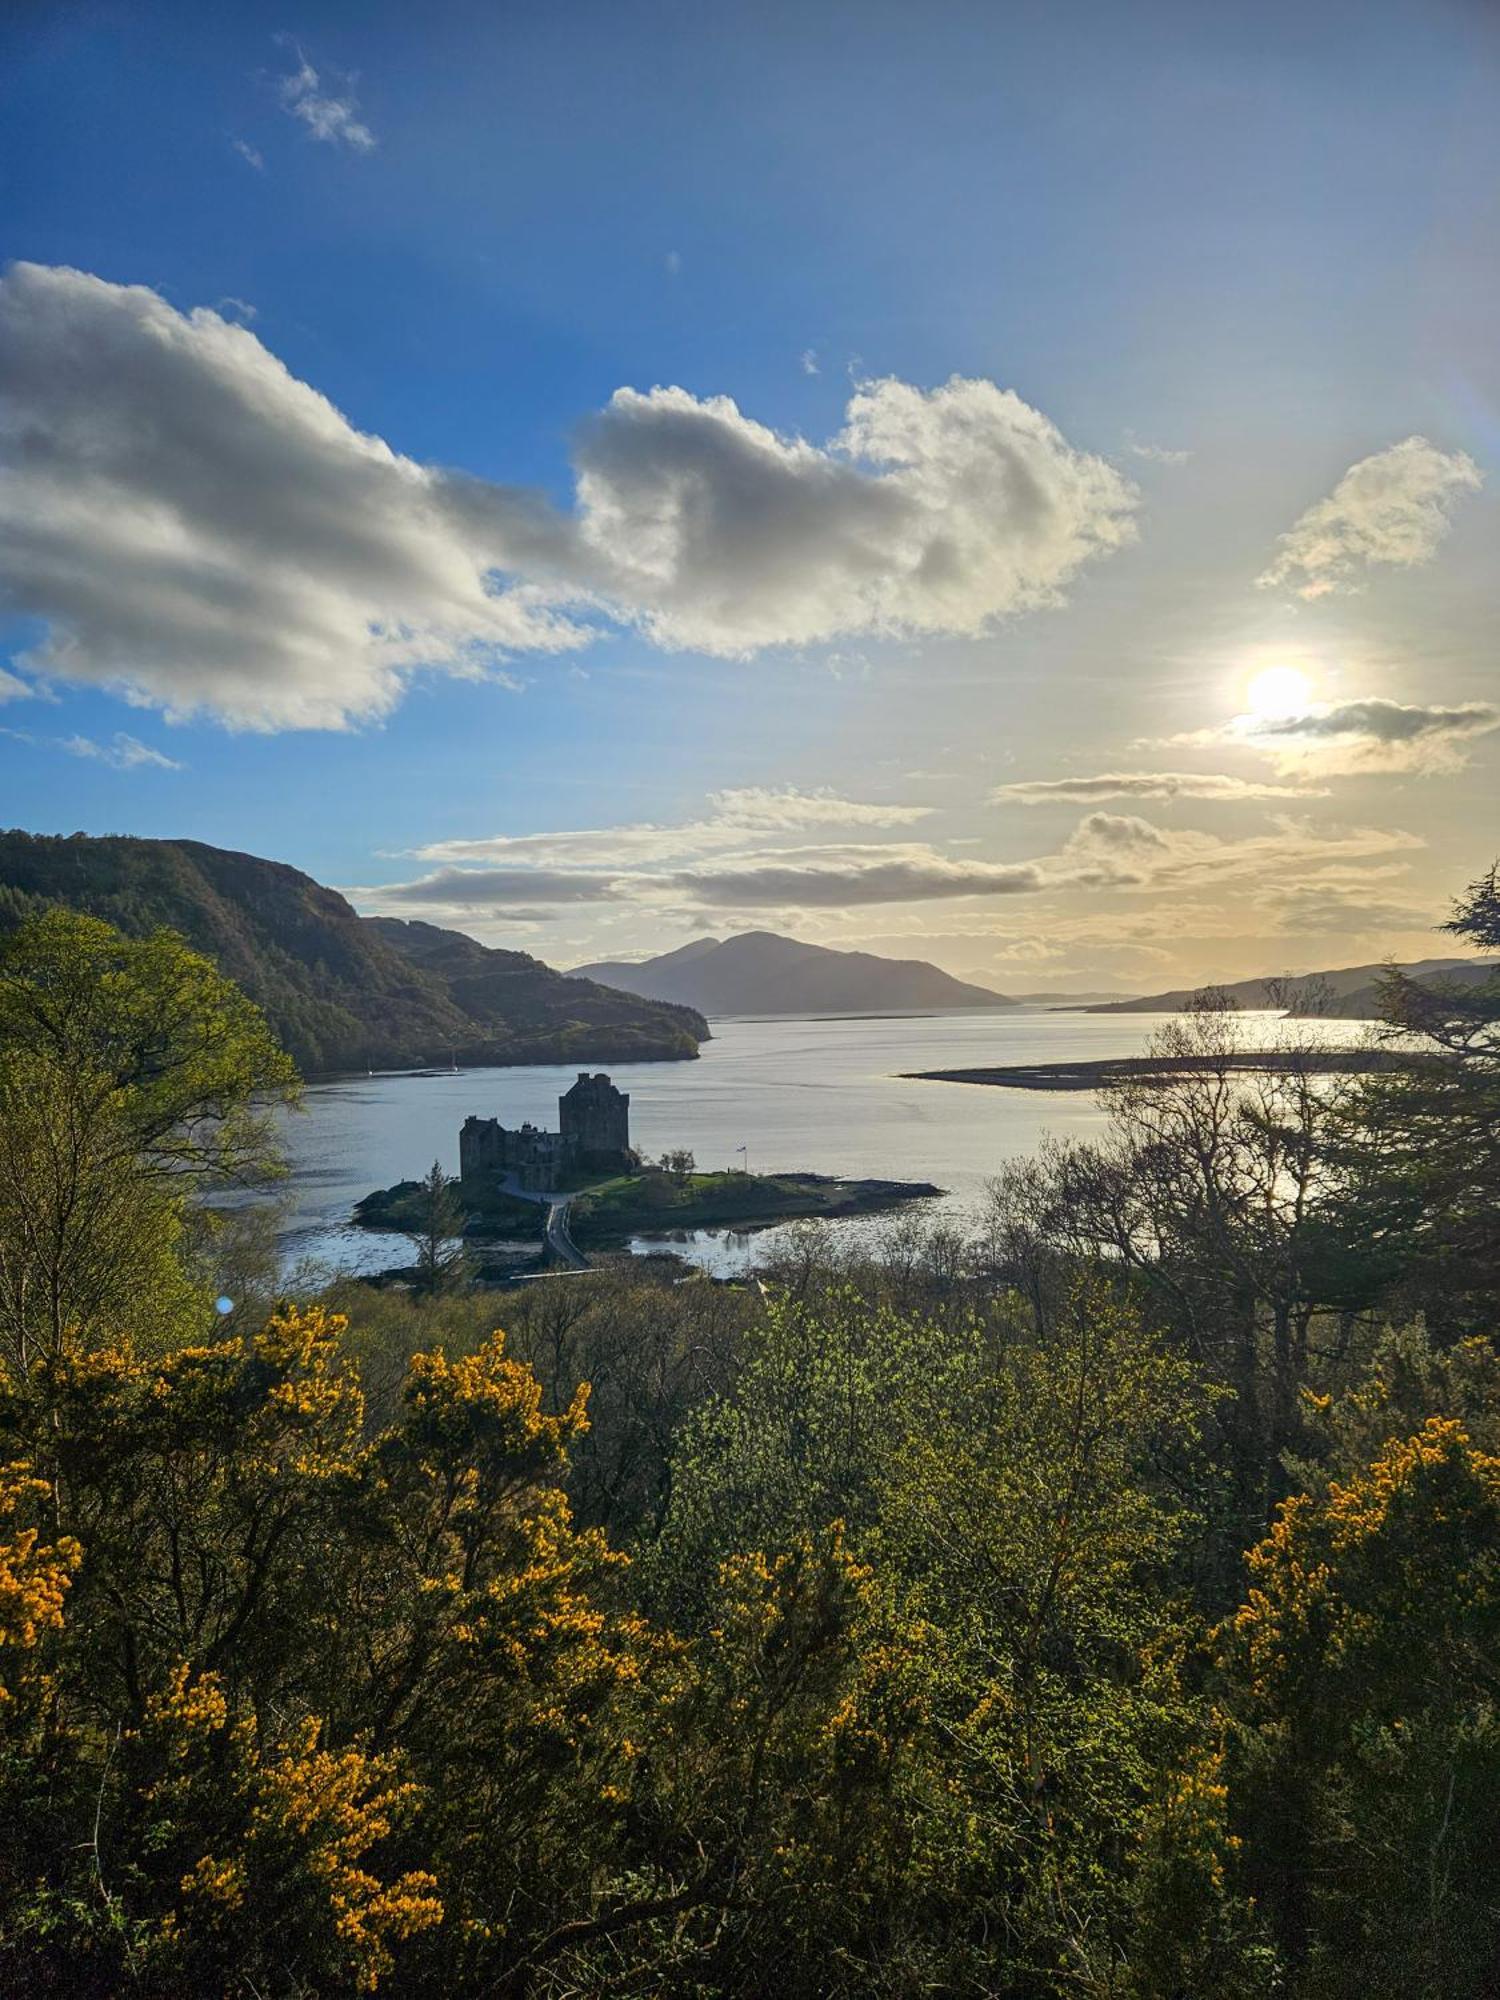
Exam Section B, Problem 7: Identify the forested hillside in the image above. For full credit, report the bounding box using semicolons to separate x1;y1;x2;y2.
0;830;706;1074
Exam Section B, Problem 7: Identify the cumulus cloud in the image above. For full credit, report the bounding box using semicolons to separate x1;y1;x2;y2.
567;376;1137;654
0;263;586;729
276;44;376;150
992;770;1324;804
1179;697;1500;776
0;264;1138;729
1257;436;1482;598
0;669;31;704
1060;810;1172;870
230;138;265;171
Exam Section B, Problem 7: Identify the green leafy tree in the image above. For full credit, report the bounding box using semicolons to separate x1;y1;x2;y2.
0;911;297;1368
407;1159;469;1295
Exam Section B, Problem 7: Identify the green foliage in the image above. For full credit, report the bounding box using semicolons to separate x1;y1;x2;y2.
407;1160;469;1295
0;911;296;1369
1222;1418;1500;1998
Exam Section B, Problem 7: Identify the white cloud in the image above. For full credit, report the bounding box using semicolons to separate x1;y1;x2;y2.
1124;431;1190;466
0;669;31;704
275;44;376;151
707;786;932;830
60;732;183;771
360;799;1422;930
1257;436;1482;598
801;348;820;376
406;789;932;871
664;250;682;277
230;138;265;171
0;265;1139;729
568;376;1137;655
1;726;181;770
0;263;585;729
992;770;1324;804
1178;697;1500;776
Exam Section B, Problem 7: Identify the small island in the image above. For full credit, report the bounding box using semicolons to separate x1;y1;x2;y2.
351;1070;941;1278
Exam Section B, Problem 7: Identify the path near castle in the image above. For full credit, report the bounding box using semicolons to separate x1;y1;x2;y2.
544;1200;589;1271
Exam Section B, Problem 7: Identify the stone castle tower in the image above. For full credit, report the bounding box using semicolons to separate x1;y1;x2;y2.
459;1072;631;1196
559;1072;631;1171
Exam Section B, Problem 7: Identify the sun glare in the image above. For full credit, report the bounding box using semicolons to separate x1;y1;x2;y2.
1245;664;1314;719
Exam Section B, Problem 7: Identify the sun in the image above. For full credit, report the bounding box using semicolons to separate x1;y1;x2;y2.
1245;664;1314;719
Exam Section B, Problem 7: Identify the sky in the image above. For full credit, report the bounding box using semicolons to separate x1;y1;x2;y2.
1;0;1497;993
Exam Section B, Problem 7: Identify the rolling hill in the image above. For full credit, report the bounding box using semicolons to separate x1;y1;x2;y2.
0;830;707;1075
571;929;1014;1017
1085;956;1500;1018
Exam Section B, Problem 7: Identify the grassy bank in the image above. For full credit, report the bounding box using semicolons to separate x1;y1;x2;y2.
568;1167;941;1246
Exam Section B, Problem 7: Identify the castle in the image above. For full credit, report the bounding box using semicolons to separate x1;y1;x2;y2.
459;1072;632;1194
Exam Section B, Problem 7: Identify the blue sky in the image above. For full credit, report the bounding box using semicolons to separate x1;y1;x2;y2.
2;0;1497;987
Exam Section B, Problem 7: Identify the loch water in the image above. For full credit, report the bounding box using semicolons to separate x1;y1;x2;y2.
274;1007;1374;1280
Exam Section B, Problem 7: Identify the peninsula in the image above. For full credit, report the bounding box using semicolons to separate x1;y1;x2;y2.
903;1050;1402;1092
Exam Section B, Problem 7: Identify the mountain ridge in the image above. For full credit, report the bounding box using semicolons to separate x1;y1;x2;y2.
571;928;1015;1016
0;829;707;1074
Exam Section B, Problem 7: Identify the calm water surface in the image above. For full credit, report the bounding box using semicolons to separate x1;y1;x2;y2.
275;1008;1370;1279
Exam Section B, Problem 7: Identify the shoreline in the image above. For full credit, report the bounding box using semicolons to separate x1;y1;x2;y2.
351;1167;944;1264
901;1050;1401;1093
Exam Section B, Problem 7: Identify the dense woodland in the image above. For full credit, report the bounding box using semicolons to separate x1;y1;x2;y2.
0;830;707;1073
0;867;1498;1995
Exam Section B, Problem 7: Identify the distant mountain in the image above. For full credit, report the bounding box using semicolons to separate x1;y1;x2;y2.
1085;956;1500;1019
0;830;707;1075
571;930;1014;1016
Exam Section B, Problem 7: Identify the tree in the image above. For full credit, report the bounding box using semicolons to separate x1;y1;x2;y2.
0;911;297;1369
0;1306;652;1994
1222;1417;1500;1997
1333;860;1500;1329
985;1000;1373;1526
0;907;297;1183
407;1159;468;1295
640;1282;1264;1994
